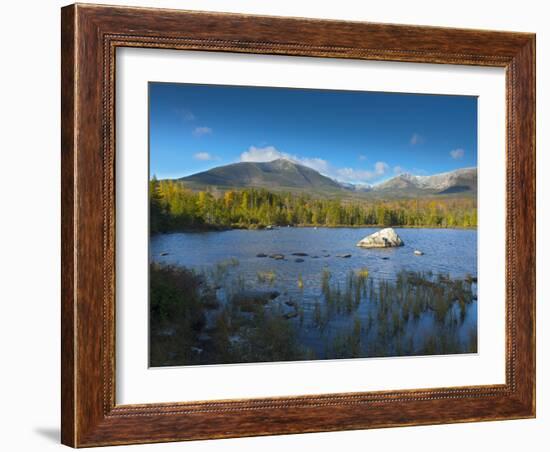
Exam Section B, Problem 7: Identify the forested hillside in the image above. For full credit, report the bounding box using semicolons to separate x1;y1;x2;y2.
150;178;477;233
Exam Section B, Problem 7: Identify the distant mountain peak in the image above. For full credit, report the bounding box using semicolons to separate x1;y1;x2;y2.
268;158;302;169
177;158;476;199
393;172;416;182
179;158;342;193
373;167;477;196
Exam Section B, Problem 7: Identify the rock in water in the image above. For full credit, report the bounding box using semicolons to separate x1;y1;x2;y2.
414;250;424;256
269;254;285;260
232;290;280;312
356;228;404;248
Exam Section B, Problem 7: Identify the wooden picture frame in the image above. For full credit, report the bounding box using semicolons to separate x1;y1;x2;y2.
61;3;535;447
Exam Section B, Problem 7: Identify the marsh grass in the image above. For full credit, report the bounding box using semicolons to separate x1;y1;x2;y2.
322;269;366;315
207;257;240;287
257;270;276;285
318;269;477;359
150;261;477;366
297;274;304;290
150;262;314;366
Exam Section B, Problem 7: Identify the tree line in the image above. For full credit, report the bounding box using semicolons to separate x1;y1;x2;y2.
150;178;477;233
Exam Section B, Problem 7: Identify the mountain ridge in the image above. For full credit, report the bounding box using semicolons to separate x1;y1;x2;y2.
373;167;477;196
176;158;477;198
179;158;343;192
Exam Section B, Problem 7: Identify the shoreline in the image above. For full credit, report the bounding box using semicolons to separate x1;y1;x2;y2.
152;224;478;235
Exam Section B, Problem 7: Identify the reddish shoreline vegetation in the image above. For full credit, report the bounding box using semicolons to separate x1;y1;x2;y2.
149;178;477;234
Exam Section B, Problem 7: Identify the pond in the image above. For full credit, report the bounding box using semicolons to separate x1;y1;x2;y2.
150;227;478;364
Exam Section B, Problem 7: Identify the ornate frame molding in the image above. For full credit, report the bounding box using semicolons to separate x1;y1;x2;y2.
62;4;535;447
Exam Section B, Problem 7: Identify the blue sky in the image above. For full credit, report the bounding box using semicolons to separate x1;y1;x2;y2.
149;82;477;184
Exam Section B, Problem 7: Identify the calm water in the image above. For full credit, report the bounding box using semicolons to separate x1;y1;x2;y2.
151;227;477;358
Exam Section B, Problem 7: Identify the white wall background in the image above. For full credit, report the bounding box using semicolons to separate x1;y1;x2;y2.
0;1;545;451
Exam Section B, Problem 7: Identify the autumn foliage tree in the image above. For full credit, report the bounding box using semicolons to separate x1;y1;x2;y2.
149;179;477;233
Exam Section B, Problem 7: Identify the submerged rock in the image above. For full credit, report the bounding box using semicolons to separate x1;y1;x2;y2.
269;254;285;260
232;290;280;307
156;327;176;337
233;290;280;312
291;252;308;256
197;333;212;343
294;258;305;263
256;253;268;258
356;228;404;248
336;253;352;258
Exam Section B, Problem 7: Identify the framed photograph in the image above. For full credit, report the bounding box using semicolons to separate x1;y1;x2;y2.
61;3;536;447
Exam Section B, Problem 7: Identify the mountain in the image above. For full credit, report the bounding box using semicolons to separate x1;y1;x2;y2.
373;167;477;197
337;181;373;193
179;159;344;193
177;159;476;198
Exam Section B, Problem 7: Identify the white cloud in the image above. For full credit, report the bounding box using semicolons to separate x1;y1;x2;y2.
374;161;389;174
298;157;330;174
193;152;217;161
410;133;424;145
358;154;367;161
174;108;196;121
450;148;465;159
240;145;391;184
393;165;405;174
193;126;213;137
336;161;389;183
181;109;195;121
240;146;286;163
239;146;329;173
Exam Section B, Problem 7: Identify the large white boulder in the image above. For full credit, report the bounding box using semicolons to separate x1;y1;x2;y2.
356;228;404;248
